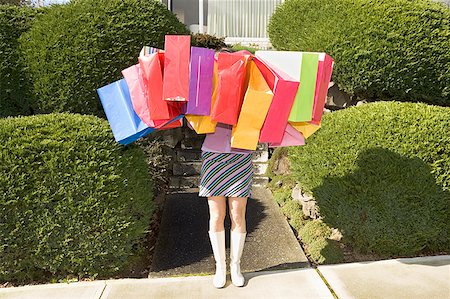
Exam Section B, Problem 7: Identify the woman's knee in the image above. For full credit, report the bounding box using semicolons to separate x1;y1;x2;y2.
229;197;247;229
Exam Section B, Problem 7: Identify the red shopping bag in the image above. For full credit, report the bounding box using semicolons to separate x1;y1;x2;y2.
138;47;180;120
253;57;299;144
162;35;191;102
210;51;252;125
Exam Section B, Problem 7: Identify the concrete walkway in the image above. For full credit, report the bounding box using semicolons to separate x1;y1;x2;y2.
150;186;308;277
1;256;449;299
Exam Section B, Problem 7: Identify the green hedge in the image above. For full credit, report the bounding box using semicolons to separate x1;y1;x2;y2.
288;102;450;256
268;0;450;106
19;0;188;116
0;5;42;117
191;33;227;50
0;113;155;284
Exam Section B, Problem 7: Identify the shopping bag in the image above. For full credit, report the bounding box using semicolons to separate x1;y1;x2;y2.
230;60;273;150
269;124;305;148
185;47;215;115
210;51;251;125
186;60;219;134
97;79;183;145
138;47;179;120
162;35;191;102
289;122;321;138
288;53;320;122
257;51;334;123
201;123;251;153
311;53;334;124
122;63;182;129
253;56;299;144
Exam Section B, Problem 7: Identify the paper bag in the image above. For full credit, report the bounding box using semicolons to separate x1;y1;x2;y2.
210;51;251;125
231;60;273;150
253;56;299;144
162;35;191;102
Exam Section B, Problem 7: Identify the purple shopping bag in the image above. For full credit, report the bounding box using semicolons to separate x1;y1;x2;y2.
185;47;215;115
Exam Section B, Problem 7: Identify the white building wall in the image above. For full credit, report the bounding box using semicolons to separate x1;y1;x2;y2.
207;0;284;38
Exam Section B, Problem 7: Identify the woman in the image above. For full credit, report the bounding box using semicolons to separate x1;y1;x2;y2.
199;122;253;288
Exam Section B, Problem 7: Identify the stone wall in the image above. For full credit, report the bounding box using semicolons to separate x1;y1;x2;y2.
158;125;269;191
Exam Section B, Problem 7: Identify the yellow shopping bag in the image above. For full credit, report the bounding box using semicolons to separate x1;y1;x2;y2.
231;60;274;150
185;61;218;134
289;122;321;138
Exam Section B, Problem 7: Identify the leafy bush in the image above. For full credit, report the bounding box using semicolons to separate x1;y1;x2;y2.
307;239;343;264
298;220;332;245
288;102;450;256
191;33;227;50
19;0;188;116
0;5;42;117
281;200;306;232
0;113;155;284
268;0;450;106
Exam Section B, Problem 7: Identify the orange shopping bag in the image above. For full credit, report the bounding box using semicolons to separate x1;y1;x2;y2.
231;60;273;150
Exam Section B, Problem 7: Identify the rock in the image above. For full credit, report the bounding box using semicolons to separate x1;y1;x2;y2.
253;163;268;176
179;176;200;189
161;128;183;148
329;228;343;241
326;82;353;110
252;176;269;186
177;149;202;162
302;200;319;219
173;162;202;176
273;155;291;175
181;136;205;150
275;180;283;188
356;100;368;107
253;150;269;163
292;184;303;201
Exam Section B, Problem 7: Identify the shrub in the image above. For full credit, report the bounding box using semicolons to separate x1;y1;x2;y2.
19;0;188;116
191;33;227;50
298;220;332;245
268;0;450;106
308;239;343;264
0;5;43;117
281;200;306;232
0;113;155;284
288;102;450;256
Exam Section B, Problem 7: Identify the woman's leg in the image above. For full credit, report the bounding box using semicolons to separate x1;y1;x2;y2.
228;197;248;287
207;196;227;232
207;196;227;288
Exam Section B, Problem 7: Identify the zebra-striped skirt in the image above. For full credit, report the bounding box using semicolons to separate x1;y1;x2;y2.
199;151;253;198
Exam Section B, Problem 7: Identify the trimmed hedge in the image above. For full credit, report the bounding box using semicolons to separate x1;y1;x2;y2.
20;0;188;116
268;0;450;106
0;113;155;284
191;33;227;50
0;5;42;117
288;102;450;256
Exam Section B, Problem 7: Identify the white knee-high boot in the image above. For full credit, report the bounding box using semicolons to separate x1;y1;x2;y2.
230;230;246;287
208;230;227;288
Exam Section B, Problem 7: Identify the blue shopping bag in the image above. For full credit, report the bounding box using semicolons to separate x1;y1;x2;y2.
98;79;157;145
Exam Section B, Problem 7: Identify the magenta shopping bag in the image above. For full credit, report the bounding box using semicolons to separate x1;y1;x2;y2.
185;47;215;115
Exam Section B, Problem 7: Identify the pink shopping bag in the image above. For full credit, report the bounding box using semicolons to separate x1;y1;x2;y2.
253;57;299;144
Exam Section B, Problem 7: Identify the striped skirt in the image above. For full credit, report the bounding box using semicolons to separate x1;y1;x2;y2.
199;151;253;198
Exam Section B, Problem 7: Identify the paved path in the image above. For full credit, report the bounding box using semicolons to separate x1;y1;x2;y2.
149;186;309;277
